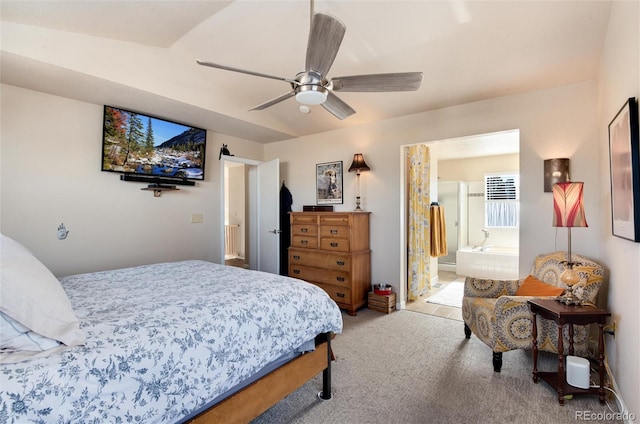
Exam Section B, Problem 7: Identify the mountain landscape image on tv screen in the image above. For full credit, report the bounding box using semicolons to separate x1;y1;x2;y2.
102;106;206;180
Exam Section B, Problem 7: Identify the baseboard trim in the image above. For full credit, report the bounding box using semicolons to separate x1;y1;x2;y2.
438;263;457;272
603;360;632;422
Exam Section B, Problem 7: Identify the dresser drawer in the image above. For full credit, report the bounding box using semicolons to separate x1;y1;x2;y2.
319;225;349;238
292;214;318;225
312;282;352;305
292;224;318;236
319;237;350;252
325;254;351;271
290;249;351;271
289;265;351;288
319;214;350;225
292;235;318;249
289;249;326;267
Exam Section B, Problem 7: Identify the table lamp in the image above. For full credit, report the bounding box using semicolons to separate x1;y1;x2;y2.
552;181;588;305
348;153;370;211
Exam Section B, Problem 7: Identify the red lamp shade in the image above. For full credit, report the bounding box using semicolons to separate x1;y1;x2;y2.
552;182;588;228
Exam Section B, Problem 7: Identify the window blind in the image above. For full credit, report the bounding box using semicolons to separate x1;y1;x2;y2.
485;174;520;227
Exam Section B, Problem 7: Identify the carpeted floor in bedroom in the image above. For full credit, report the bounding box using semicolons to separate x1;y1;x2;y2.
251;308;622;424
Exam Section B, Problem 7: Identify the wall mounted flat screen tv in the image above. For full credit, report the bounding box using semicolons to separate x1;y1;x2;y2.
101;105;207;181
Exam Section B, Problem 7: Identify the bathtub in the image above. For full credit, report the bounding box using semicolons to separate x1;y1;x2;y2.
456;245;519;280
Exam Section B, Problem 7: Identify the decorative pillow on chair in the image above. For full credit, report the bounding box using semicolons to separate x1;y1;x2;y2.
515;275;565;296
0;234;84;360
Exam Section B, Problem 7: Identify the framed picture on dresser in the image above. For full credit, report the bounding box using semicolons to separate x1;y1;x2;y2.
316;161;343;204
608;97;640;242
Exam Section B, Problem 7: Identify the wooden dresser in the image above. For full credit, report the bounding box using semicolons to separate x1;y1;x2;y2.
289;211;371;316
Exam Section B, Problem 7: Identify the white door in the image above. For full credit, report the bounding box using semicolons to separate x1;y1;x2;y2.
257;158;280;274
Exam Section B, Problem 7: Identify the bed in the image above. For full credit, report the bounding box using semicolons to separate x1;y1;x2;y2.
0;234;343;423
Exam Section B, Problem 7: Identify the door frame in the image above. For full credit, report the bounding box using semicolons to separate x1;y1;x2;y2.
399;130;521;308
220;156;261;268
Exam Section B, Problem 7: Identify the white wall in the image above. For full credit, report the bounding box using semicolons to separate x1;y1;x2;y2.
597;0;639;418
0;84;264;277
439;153;519;182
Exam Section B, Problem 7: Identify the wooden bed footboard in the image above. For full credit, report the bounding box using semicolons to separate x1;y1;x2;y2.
188;333;333;424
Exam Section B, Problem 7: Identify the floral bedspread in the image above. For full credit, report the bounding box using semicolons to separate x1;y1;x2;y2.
0;260;343;423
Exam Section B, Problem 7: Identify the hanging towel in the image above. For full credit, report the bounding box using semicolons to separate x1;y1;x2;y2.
430;205;448;257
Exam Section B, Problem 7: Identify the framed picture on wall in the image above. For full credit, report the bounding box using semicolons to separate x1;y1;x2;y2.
608;97;640;242
316;161;343;204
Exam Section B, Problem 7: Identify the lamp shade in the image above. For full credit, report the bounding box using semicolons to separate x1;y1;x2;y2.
552;182;588;228
348;154;370;172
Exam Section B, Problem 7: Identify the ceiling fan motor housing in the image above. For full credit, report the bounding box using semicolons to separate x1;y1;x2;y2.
294;71;328;105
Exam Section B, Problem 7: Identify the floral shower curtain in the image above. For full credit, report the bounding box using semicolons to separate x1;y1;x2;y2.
407;144;431;300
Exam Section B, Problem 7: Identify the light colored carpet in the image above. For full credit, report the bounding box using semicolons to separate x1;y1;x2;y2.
426;280;464;308
251;309;620;424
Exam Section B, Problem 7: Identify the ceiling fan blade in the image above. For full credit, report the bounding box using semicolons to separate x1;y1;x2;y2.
196;59;296;84
249;91;296;111
321;92;355;120
305;13;346;76
331;72;423;92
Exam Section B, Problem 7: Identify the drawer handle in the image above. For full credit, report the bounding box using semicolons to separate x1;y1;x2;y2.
330;229;338;234
336;292;345;298
336;276;345;282
336;260;345;266
301;240;308;245
301;228;308;233
330;242;338;248
293;255;300;260
292;269;301;274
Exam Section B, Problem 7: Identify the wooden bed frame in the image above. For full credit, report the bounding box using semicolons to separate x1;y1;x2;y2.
188;333;333;424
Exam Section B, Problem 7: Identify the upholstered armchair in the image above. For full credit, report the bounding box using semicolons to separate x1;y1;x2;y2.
461;251;604;372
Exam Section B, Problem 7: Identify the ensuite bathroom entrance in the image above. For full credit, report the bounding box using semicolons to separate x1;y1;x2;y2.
403;129;520;319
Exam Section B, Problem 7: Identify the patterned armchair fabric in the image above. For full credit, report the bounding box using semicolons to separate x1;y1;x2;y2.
461;251;604;372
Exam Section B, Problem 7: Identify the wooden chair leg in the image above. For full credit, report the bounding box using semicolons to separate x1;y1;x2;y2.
464;323;471;339
493;352;503;372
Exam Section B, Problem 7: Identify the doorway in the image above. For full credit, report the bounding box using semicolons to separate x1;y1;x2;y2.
220;156;280;274
224;161;247;269
401;130;520;318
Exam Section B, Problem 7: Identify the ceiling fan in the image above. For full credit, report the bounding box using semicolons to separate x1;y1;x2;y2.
196;7;422;120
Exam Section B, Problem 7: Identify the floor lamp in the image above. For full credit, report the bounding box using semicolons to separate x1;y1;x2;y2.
552;181;588;305
348;153;370;211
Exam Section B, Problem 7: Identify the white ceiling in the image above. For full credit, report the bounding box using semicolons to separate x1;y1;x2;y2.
0;0;611;155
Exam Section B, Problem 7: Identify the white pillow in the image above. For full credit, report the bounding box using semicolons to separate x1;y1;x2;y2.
0;234;85;350
0;311;61;352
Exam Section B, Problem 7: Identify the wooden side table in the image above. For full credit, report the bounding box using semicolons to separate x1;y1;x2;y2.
528;299;610;405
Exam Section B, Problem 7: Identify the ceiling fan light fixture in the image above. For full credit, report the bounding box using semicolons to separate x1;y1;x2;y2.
295;86;328;105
